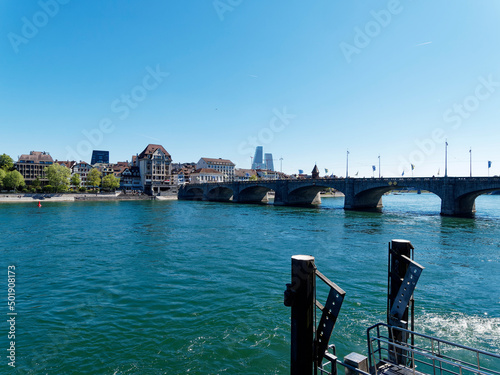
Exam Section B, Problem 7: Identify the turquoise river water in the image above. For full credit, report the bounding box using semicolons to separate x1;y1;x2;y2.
1;194;499;374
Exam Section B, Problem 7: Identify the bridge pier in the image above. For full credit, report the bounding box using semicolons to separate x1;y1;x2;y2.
343;180;385;212
439;180;478;217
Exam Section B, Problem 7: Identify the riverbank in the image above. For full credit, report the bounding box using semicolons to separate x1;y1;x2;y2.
0;193;177;203
320;191;345;197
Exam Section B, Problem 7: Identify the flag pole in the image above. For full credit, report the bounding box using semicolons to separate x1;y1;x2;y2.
445;140;448;178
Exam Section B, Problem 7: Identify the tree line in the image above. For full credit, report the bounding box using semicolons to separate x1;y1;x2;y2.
0;154;120;193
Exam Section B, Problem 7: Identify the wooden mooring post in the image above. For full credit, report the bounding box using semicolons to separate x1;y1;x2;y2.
284;255;316;375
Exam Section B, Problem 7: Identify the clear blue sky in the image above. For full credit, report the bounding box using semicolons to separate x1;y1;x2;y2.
1;1;500;177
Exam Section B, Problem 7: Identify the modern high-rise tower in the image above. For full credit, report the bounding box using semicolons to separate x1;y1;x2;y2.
264;153;274;171
251;146;264;169
91;150;109;165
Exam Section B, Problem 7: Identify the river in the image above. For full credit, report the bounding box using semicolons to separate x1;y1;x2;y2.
1;193;499;374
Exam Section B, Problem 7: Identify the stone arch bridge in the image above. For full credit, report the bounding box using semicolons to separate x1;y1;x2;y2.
178;177;500;217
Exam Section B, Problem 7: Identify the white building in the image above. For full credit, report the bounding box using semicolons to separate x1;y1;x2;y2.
196;158;235;181
72;161;92;186
234;168;257;181
190;168;224;183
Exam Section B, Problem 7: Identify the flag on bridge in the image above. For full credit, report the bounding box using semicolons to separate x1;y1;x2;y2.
401;170;405;176
372;165;376;172
488;161;492;169
298;169;304;174
411;164;415;170
325;168;328;173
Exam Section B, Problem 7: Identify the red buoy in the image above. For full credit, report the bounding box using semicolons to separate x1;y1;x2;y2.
38;201;42;207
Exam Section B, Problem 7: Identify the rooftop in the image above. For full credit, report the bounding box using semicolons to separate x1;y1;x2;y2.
200;157;235;166
192;168;224;175
138;144;171;159
17;151;54;163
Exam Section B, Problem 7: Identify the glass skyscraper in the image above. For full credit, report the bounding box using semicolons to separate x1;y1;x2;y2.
91;150;109;165
251;146;264;169
264;153;274;171
251;146;274;171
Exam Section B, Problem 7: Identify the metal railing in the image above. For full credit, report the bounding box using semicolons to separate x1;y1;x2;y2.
318;344;372;375
367;323;500;375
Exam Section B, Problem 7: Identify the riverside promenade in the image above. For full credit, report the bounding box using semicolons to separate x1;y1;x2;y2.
0;192;172;203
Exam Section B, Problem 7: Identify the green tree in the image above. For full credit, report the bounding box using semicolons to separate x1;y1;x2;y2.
43;185;54;193
31;177;42;192
87;168;102;190
0;168;6;189
0;154;14;171
102;174;120;191
249;174;258;181
44;164;71;192
3;170;25;191
70;174;81;188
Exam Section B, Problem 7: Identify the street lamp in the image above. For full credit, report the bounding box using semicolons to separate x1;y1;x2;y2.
445;140;448;178
346;150;349;178
469;148;472;177
378;154;381;178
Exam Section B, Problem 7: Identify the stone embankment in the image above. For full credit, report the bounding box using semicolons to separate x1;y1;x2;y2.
0;193;177;203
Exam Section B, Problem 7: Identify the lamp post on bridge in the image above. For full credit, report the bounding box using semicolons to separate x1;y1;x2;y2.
445;140;448;178
469;148;472;178
346;150;349;179
378;154;381;178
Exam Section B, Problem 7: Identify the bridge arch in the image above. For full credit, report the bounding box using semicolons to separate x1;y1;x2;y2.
182;187;204;200
444;188;500;217
238;185;274;204
286;183;346;206
345;180;444;212
207;186;234;202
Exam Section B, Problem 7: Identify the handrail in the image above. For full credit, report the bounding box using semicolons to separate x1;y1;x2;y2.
368;323;499;358
373;336;493;375
367;322;500;375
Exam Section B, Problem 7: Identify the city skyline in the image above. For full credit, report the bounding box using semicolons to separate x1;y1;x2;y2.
2;1;500;177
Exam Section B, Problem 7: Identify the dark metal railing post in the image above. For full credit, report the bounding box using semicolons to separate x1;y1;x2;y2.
388;239;411;365
284;255;316;375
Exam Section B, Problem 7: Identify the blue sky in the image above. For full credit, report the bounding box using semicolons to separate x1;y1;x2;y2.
1;0;500;177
